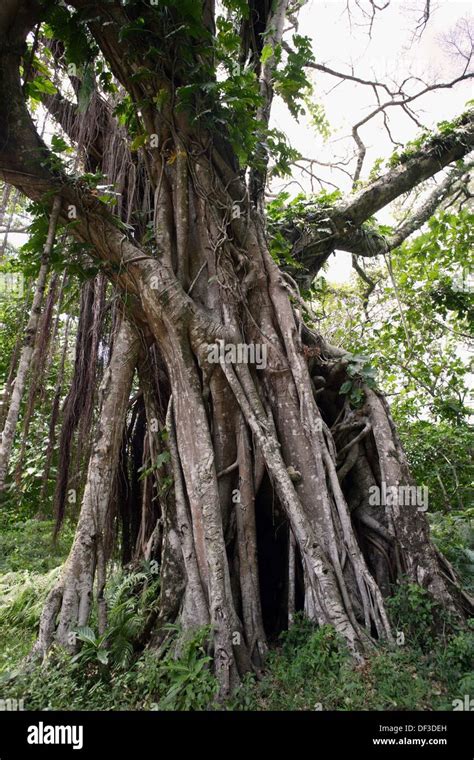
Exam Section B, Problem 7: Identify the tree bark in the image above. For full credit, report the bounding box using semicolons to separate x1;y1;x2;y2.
0;195;61;492
31;316;139;657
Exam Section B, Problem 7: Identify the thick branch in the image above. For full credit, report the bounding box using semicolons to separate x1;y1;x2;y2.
337;111;474;226
334;163;471;258
290;111;474;279
386;165;471;251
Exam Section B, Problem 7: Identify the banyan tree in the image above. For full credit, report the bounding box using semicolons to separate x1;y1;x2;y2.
0;0;472;697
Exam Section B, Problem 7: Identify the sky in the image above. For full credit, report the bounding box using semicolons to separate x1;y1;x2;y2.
269;0;474;281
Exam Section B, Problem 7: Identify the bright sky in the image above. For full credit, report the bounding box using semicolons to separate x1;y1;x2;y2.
270;0;474;281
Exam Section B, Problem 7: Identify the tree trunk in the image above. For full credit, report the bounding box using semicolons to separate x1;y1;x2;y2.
0;195;61;491
15;273;59;483
32;316;139;657
0;187;20;258
39;313;71;511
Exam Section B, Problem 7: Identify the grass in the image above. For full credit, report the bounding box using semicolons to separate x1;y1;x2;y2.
0;517;74;573
0;518;472;712
0;518;73;680
228;615;474;712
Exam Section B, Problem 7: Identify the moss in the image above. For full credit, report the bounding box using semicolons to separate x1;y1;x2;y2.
387;109;473;170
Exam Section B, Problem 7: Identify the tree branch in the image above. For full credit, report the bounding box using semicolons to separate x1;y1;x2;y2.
336;110;474;227
335;163;471;258
287;111;473;279
250;0;290;206
387;164;471;251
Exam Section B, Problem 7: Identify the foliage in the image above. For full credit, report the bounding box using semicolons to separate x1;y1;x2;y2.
0;513;472;711
273;35;313;118
319;209;473;424
0;564;62;679
3;626;218;712
228;613;474;711
339;352;378;408
429;509;474;592
0;271;30;380
266;189;342;266
0;537;217;711
0;519;74;572
387;582;455;652
142;626;218;710
398;421;473;514
0;0;472;716
70;568;160;673
387;109;473;169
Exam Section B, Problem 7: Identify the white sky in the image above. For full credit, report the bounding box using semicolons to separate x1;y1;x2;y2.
270;0;474;281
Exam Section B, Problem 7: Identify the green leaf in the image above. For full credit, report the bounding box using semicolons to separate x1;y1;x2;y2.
78;66;95;113
130;134;148;152
339;381;353;394
51;135;70;153
156;451;171;469
260;44;273;65
97;649;109;665
26;76;57;102
75;626;97;645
